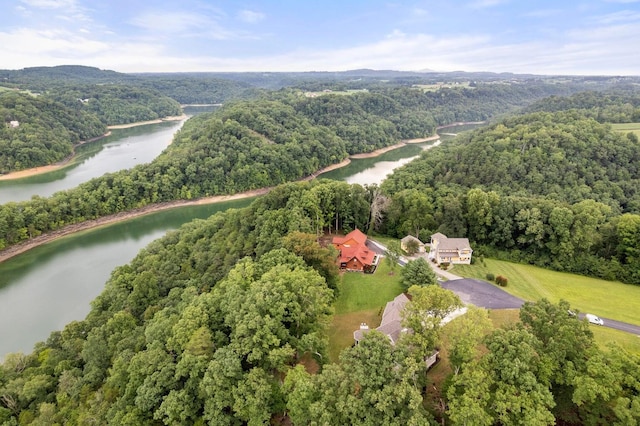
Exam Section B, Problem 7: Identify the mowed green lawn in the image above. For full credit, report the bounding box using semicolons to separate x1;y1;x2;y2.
611;122;640;138
329;261;403;362
452;259;640;326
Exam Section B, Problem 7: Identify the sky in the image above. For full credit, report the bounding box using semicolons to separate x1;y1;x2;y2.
1;0;639;75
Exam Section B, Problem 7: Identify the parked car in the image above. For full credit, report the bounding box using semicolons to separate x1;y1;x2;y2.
586;313;604;325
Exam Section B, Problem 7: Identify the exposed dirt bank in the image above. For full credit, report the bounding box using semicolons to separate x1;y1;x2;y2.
0;160;351;264
0;115;191;181
106;114;187;129
0;122;485;262
0;131;113;181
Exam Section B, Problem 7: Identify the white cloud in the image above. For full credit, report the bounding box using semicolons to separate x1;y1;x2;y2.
128;10;241;40
129;11;211;34
20;0;76;9
1;28;107;55
594;10;640;24
468;0;508;9
523;9;562;18
238;10;265;23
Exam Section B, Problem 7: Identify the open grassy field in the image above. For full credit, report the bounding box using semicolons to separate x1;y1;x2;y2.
334;260;403;314
611;122;640;138
303;89;369;98
412;82;472;92
328;261;403;362
452;258;640;326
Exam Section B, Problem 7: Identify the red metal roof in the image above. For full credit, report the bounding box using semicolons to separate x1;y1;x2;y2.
333;229;376;267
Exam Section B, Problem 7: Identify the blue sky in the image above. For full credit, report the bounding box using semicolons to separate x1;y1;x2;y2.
1;0;639;75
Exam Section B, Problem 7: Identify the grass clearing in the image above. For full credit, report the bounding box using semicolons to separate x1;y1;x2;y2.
328;309;381;362
611;122;640;138
328;261;403;362
452;258;640;326
591;326;640;354
611;122;640;131
334;260;403;314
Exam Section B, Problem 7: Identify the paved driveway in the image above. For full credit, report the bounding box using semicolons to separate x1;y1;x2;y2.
440;278;524;309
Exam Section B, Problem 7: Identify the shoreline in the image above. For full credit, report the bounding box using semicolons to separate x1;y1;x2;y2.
0;160;351;264
0;131;113;181
106;114;187;130
0;115;188;181
0;122;483;263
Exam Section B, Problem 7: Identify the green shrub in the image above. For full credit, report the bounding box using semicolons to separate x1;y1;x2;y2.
486;273;495;282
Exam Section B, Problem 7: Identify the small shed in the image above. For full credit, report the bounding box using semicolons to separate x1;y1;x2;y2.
401;235;425;254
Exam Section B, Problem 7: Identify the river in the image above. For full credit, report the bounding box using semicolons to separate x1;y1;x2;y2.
0;123;480;358
319;140;441;185
0;106;212;204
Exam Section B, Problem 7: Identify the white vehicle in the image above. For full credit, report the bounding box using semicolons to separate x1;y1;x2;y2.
585;313;604;326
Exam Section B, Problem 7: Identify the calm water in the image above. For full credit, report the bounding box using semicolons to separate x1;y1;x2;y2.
319;140;441;185
0;106;214;204
0;199;252;358
0;121;182;204
0;122;483;358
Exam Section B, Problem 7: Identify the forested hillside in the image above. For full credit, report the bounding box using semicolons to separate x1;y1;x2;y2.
0;91;106;173
0;66;258;105
46;85;182;126
1;181;638;425
525;89;640;123
0;84;572;252
382;110;640;284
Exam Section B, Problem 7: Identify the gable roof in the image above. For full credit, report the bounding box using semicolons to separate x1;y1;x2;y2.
333;229;376;266
354;293;410;344
438;237;472;251
333;228;368;246
401;235;424;245
431;233;472;251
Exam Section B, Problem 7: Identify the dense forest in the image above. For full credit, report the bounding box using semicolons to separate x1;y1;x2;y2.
3;72;640;423
525;89;640;123
0;82;582;251
3;65;636;172
0;91;105;173
1;180;638;425
381;110;640;284
47;85;182;126
0;66;257;105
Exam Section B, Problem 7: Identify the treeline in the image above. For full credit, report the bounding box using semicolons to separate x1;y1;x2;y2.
525;89;640;123
2;180;638;424
0;84;565;251
0;100;353;249
47;85;182;126
0;180;371;424
447;299;640;425
0;91;105;173
374;82;580;127
0;66;259;105
133;74;260;104
382;111;640;284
